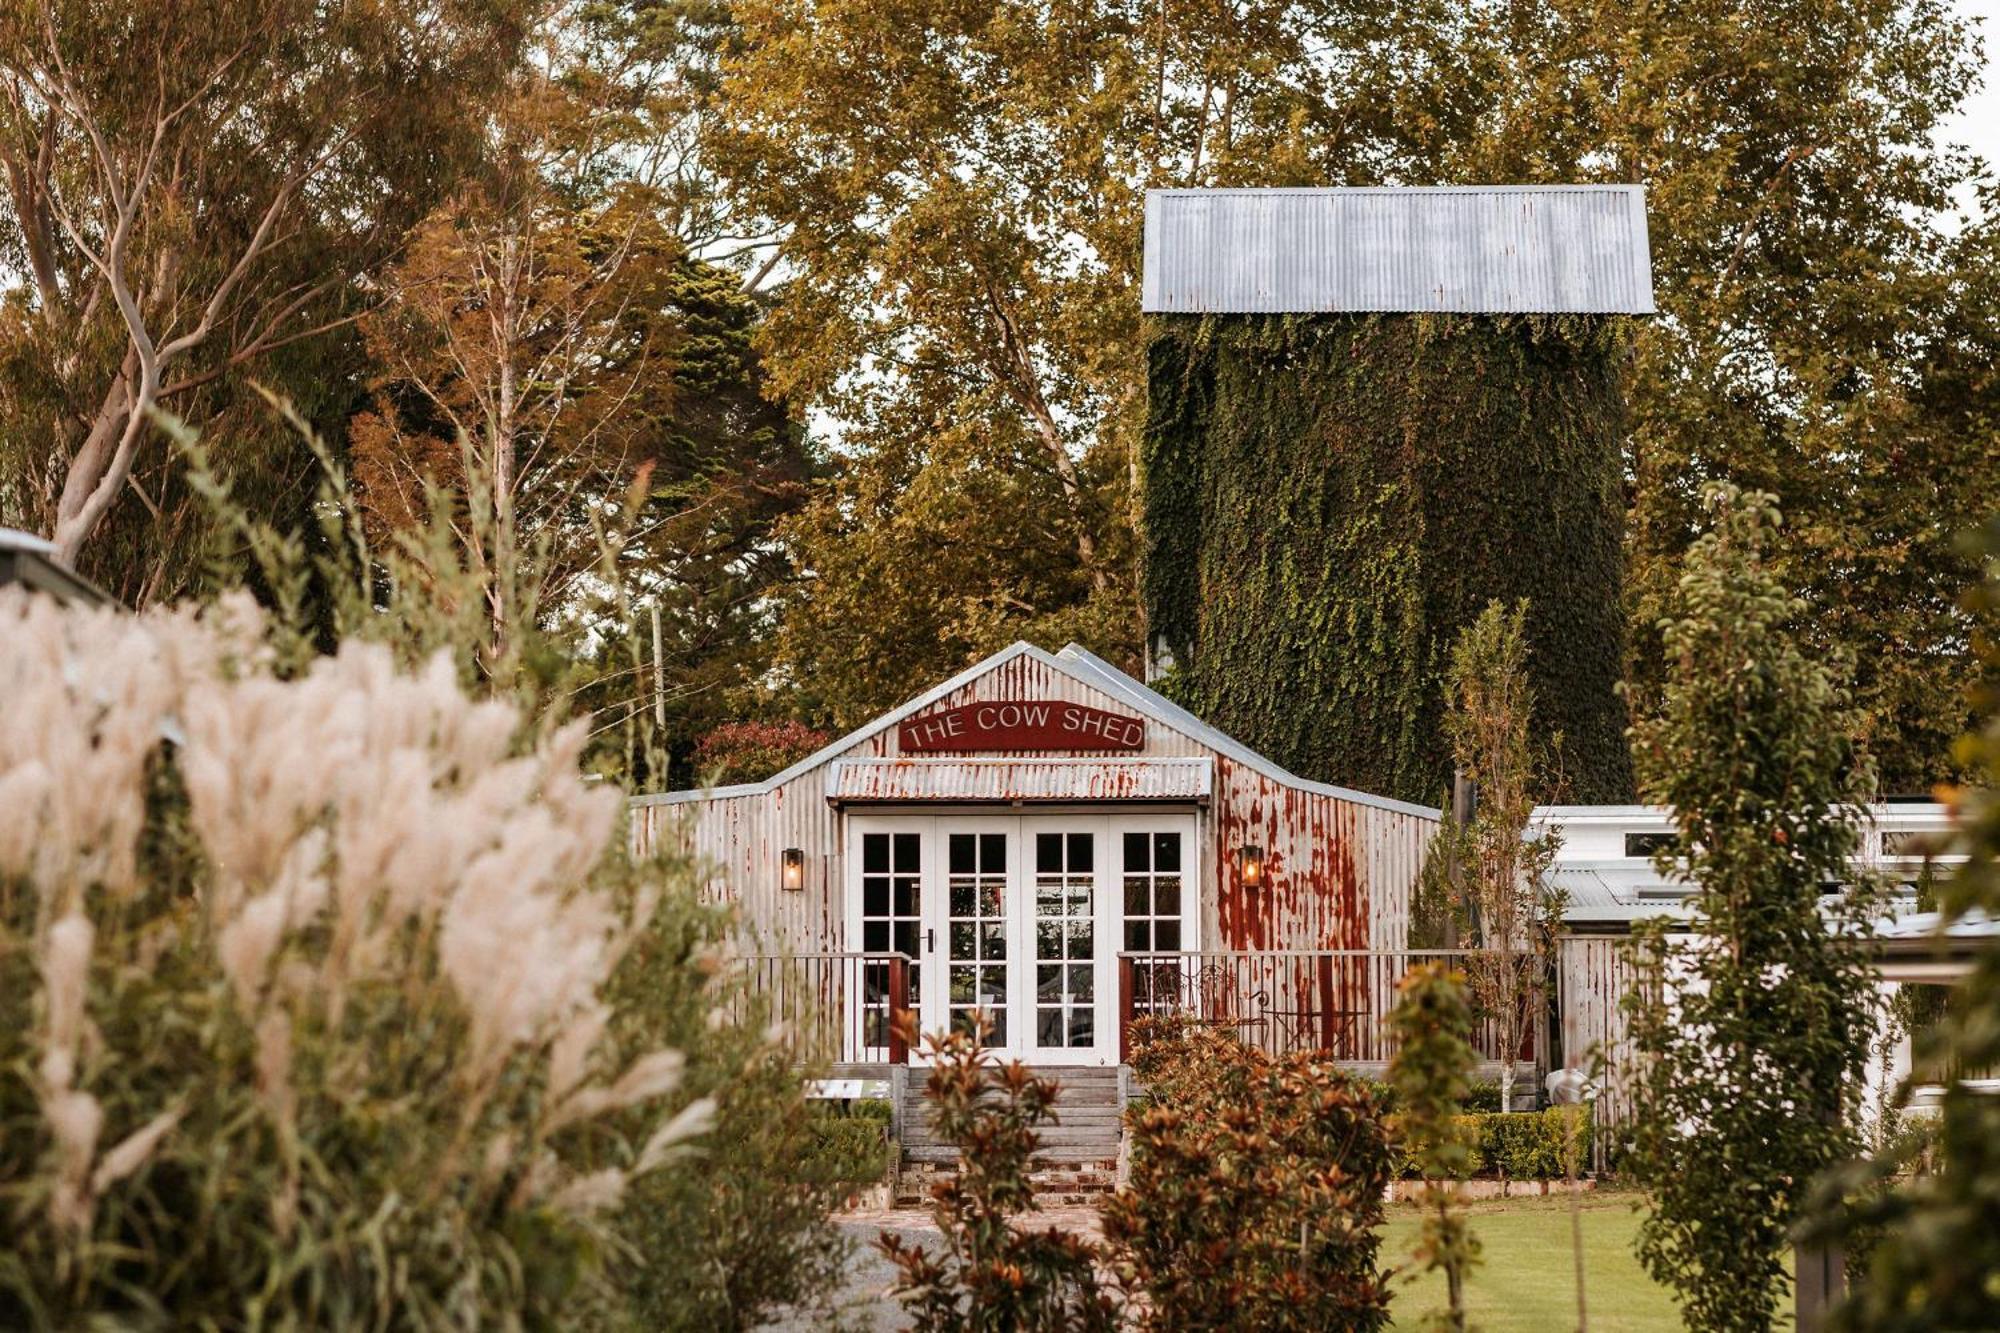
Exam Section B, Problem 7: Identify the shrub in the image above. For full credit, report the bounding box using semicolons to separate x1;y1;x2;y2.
1463;1080;1503;1113
0;592;712;1328
606;891;877;1331
1103;1017;1395;1331
1476;1108;1593;1182
879;1020;1115;1333
691;721;831;784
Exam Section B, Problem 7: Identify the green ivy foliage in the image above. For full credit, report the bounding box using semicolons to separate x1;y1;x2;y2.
1142;312;1634;805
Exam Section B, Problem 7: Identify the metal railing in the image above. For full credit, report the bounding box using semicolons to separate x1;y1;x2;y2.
1116;949;1545;1068
728;951;917;1065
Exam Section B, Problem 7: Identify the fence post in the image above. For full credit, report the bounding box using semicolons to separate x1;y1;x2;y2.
1317;953;1338;1054
1119;954;1136;1063
887;955;909;1065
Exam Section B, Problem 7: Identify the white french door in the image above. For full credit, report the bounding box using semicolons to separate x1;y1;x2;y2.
845;812;1196;1066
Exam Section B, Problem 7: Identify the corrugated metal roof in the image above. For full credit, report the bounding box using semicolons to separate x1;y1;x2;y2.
825;757;1213;804
1142;186;1655;315
634;640;1439;820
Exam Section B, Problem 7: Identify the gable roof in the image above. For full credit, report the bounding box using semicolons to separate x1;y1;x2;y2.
1142;186;1655;315
633;640;1439;819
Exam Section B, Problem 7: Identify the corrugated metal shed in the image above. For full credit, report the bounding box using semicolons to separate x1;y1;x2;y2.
826;757;1213;804
632;640;1436;956
1142;186;1654;315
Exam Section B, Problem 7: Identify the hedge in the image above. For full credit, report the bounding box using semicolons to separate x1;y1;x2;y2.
1391;1107;1593;1180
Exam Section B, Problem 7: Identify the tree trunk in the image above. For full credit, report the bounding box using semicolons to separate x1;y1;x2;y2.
50;353;141;564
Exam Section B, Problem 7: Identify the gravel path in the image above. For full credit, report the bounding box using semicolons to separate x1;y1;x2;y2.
760;1207;1107;1331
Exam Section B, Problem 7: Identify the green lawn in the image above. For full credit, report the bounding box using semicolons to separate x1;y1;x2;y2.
1383;1189;1679;1332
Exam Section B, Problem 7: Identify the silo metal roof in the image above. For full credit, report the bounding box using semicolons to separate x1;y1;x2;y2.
1142;186;1655;315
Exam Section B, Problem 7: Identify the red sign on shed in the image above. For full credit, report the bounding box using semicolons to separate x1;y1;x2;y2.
898;700;1146;753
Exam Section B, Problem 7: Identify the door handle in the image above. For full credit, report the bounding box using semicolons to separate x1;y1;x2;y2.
927;929;936;954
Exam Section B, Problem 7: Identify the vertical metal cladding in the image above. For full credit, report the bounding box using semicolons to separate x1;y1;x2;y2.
1558;936;1640;1128
631;643;1438;962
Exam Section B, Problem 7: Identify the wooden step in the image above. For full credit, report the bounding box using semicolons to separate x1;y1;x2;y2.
903;1144;1121;1165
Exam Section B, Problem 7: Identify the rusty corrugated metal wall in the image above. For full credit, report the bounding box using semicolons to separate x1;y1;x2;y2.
632;645;1437;958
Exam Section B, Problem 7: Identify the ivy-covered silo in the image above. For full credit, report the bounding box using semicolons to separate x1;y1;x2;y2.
1140;186;1653;806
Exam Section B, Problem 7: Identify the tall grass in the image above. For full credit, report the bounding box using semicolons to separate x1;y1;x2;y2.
0;589;710;1328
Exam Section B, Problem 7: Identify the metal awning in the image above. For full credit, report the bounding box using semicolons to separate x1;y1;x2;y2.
1867;908;1998;983
826;757;1213;806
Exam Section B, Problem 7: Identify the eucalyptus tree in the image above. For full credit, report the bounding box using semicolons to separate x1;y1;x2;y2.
0;0;534;599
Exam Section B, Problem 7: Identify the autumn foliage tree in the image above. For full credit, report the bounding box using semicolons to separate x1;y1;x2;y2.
718;0;1998;781
0;0;529;598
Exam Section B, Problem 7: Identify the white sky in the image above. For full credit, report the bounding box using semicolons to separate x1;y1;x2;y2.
1946;0;2000;216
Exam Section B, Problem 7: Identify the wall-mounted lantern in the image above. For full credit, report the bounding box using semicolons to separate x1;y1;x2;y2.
1237;845;1265;889
781;847;806;892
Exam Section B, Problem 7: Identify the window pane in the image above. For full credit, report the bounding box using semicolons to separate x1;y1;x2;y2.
863;922;889;952
1068;833;1093;872
1068;923;1093;960
1124;878;1150;916
863;835;888;874
950;922;974;959
981;924;1006;961
1038;1009;1064;1047
1037;833;1062;874
1155;876;1181;916
1154;833;1181;873
1125;922;1151;952
981;833;1006;871
893;833;921;872
1070;965;1093;1002
950;880;974;917
864;880;889;917
949;835;974;875
1069;1010;1092;1046
1155;920;1181;951
894;877;919;918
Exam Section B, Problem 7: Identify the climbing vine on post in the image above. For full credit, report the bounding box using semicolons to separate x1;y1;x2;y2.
1623;484;1883;1333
